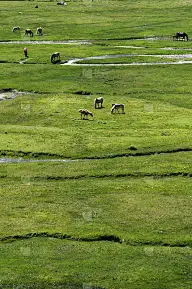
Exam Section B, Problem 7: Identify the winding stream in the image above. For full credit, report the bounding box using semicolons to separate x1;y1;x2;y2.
0;157;79;164
62;53;192;66
1;40;192;66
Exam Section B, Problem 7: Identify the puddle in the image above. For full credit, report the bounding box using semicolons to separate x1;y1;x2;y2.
0;89;31;101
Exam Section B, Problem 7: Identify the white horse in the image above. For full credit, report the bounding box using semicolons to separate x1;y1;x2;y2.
51;52;60;63
12;26;20;32
36;27;43;35
78;109;94;120
111;103;125;114
94;97;103;109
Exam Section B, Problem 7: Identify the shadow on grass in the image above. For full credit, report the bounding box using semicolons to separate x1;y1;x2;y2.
51;59;61;64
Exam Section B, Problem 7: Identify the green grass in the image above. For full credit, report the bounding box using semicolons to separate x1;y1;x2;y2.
1;239;192;289
0;90;191;158
0;154;191;242
1;0;192;41
0;1;192;288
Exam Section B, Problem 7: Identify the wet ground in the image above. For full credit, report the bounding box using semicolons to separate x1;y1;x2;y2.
0;157;77;163
1;39;192;66
0;89;29;101
61;53;192;66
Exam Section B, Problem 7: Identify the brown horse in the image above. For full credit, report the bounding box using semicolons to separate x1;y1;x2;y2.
78;109;94;119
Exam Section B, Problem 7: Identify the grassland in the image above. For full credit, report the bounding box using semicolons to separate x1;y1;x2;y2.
0;0;192;288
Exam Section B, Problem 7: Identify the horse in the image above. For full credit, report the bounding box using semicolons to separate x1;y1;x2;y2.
24;29;33;37
36;27;43;36
173;32;188;41
12;26;20;32
78;109;94;120
24;47;28;57
94;97;103;109
51;52;60;63
111;103;125;114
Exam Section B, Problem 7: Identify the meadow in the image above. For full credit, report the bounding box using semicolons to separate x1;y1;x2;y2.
0;0;192;288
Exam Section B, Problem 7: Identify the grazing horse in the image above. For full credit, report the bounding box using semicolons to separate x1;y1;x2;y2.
24;47;28;57
173;32;188;41
36;27;43;36
51;52;60;63
78;109;94;120
24;29;33;37
111;103;125;114
12;26;20;32
94;97;103;109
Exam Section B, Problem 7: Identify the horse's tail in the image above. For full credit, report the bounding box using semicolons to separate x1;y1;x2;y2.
31;31;33;37
94;99;97;108
186;33;188;41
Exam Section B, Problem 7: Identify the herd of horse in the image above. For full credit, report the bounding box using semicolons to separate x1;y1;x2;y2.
79;97;125;120
12;27;43;36
11;27;189;119
12;26;189;42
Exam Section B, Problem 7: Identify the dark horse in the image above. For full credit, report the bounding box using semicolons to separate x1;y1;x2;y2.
24;29;33;37
51;52;60;63
173;32;188;41
94;97;103;109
